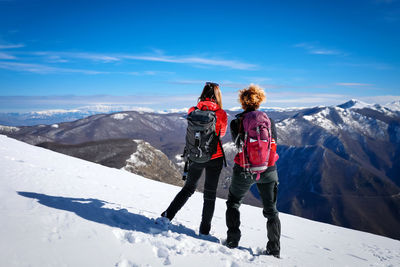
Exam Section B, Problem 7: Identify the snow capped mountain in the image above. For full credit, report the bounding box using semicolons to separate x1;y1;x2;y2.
274;103;400;240
0;110;188;148
384;100;400;112
1;100;399;127
157;108;189;114
1;100;399;240
0;105;305;127
1;135;399;267
0;125;19;133
0;105;187;126
336;99;400;117
228;106;309;112
29;105;155;116
111;113;130;120
337;99;371;109
290;106;389;138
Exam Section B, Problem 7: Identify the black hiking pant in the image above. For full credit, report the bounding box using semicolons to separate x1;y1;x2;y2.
163;157;223;233
226;164;281;254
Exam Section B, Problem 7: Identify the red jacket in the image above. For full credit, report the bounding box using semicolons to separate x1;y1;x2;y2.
188;100;228;160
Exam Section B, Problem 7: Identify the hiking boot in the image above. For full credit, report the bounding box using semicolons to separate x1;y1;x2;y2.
155;211;171;229
161;210;175;221
155;216;170;228
225;236;239;249
199;222;211;235
265;248;280;258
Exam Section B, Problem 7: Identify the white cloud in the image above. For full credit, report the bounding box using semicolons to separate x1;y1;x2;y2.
336;83;373;86
261;91;400;107
34;52;120;63
0;60;175;76
46;55;69;63
125;70;174;76
294;43;344;56
242;76;272;83
262;91;350;107
30;51;257;70
0;43;25;49
0;95;197;113
0;52;16;59
310;49;341;55
169;80;206;85
68;53;120;63
334;62;393;70
0;61;107;74
2;93;399;113
169;80;294;90
122;54;257;70
359;95;400;104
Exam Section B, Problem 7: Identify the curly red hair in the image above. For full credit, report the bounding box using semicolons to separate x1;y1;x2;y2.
239;84;266;110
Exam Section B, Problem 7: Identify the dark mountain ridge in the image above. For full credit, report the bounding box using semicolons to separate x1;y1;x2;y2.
273;103;400;239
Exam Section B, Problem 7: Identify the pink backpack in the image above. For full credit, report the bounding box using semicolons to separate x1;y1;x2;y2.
237;111;279;180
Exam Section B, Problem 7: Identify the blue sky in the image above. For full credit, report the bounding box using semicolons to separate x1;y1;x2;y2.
0;0;399;112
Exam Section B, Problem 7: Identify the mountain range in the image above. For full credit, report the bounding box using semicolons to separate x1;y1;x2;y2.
0;105;188;126
1;99;399;240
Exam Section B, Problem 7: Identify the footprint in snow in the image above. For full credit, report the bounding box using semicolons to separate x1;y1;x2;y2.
154;246;171;265
113;229;141;244
228;261;241;267
115;259;139;267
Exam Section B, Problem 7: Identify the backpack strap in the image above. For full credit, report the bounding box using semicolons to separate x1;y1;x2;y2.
242;131;250;173
218;131;227;167
181;148;189;180
182;160;189;181
238;116;244;136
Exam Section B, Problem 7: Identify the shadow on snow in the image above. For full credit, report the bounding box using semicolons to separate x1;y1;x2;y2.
17;191;219;243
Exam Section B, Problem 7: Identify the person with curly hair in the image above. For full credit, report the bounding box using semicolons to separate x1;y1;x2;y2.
225;84;281;258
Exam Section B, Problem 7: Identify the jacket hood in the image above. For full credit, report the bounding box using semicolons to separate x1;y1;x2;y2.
196;100;220;111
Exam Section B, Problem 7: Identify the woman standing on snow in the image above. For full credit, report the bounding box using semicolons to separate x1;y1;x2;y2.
159;82;228;235
225;84;281;258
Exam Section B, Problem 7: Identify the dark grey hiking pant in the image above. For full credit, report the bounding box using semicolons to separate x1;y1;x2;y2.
164;157;223;229
226;164;281;253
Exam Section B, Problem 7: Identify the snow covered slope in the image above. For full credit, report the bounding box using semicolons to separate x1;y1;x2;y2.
384;100;400;112
0;135;399;267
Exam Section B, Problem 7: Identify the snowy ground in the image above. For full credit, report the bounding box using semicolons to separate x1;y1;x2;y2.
0;135;399;267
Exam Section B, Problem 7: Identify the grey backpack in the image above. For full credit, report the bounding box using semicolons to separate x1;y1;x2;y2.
184;107;219;164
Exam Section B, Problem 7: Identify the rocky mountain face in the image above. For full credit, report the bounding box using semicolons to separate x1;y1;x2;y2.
37;138;137;169
123;140;183;187
1;100;399;239
274;101;400;239
37;138;183;187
